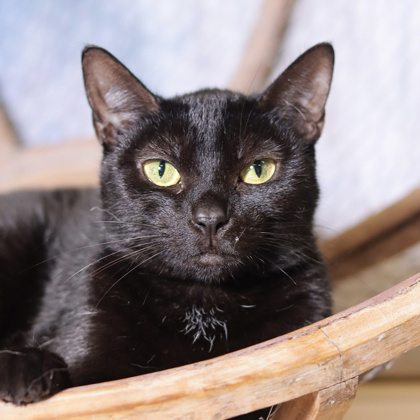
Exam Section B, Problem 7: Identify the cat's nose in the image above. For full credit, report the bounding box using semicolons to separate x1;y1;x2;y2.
192;202;229;236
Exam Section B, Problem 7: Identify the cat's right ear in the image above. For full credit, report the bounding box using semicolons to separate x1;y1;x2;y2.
82;46;159;149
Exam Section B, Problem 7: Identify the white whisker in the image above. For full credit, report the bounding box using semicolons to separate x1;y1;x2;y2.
95;250;164;308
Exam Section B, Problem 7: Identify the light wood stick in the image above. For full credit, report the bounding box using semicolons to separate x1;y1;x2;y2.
320;188;420;281
0;101;20;161
228;0;296;94
320;188;420;262
0;138;100;193
0;273;418;419
273;377;358;420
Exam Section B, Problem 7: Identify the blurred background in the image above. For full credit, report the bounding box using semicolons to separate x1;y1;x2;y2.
0;1;420;418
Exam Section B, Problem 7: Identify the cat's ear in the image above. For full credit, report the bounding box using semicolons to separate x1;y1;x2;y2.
82;46;159;148
259;43;334;144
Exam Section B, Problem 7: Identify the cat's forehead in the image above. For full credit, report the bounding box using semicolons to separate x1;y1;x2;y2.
157;90;283;159
181;91;234;158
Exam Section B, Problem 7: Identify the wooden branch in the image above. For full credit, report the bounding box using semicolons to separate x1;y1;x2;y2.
0;273;418;419
320;188;420;262
228;0;296;94
340;380;420;418
273;377;358;420
326;214;420;281
0;138;100;193
320;188;420;281
0;101;20;161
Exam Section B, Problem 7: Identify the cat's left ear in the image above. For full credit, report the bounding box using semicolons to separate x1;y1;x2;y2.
259;43;334;144
82;46;159;148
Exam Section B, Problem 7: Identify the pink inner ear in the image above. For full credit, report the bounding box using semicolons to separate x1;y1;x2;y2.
304;67;334;123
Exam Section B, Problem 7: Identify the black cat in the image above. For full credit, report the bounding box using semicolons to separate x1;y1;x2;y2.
0;43;334;418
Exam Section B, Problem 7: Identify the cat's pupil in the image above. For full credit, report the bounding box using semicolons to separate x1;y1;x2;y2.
253;160;262;178
158;161;166;178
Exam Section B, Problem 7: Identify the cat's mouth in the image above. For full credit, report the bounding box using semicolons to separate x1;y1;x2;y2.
175;252;242;283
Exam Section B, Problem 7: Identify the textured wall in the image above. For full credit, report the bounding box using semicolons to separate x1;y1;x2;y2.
0;0;262;144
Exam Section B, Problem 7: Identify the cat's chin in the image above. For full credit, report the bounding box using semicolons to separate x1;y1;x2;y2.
195;254;225;266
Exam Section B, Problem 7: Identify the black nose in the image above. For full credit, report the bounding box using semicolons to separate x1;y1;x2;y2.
192;202;229;236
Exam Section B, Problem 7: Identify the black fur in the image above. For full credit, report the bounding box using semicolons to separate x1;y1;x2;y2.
0;44;334;419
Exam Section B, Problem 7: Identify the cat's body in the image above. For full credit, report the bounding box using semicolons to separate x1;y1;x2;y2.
0;44;334;417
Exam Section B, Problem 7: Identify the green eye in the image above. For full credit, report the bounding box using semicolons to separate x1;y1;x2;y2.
143;160;181;186
240;159;276;184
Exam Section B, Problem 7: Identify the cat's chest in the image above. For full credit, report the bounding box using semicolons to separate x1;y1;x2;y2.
97;277;274;364
129;280;244;340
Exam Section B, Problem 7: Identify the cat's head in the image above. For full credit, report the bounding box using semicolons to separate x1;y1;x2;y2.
82;44;334;283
